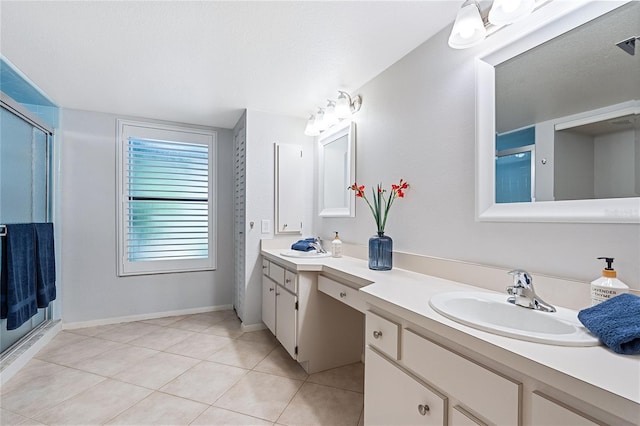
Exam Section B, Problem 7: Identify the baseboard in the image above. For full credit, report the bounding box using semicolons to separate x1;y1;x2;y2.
62;304;234;330
1;320;62;386
241;322;267;332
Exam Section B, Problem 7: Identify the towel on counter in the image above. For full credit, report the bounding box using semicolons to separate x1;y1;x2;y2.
0;224;38;330
291;238;316;252
578;293;640;355
34;223;56;308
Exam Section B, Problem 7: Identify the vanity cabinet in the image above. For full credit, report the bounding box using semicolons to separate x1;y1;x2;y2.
365;347;447;426
262;259;297;358
261;257;364;373
364;311;521;426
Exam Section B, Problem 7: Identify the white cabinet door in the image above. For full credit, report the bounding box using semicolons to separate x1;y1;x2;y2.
262;276;276;335
275;143;303;234
276;286;297;359
365;347;446;426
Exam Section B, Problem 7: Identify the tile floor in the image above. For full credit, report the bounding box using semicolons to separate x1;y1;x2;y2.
0;310;365;425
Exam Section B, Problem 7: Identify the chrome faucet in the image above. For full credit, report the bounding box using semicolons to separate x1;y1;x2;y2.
311;237;327;253
506;270;556;312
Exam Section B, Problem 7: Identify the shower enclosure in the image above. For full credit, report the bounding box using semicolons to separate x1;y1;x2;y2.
0;92;54;354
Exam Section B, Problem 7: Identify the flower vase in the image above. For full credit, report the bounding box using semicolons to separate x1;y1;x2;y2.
369;232;392;270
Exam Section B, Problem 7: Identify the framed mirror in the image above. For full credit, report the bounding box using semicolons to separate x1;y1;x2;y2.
318;120;356;217
476;0;640;223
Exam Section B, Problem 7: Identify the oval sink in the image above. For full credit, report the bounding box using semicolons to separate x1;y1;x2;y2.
280;250;332;258
429;291;599;346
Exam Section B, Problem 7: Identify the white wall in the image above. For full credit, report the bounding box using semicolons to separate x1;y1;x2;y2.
554;131;594;200
315;25;640;289
60;108;234;323
241;110;313;326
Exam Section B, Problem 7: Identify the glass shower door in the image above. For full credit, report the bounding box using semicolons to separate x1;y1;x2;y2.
0;106;50;353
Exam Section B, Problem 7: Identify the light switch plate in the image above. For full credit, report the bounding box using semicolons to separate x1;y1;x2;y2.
261;219;270;234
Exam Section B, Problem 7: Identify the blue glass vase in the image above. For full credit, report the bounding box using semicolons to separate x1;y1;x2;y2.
369;232;392;270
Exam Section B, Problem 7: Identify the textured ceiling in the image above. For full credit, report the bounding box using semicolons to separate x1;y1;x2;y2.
495;1;640;134
0;1;461;128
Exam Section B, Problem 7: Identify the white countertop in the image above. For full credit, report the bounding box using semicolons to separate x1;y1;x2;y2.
261;248;640;410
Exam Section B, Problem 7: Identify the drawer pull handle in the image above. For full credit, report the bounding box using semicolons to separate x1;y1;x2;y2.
262;265;268;269
269;287;274;292
417;404;430;416
286;278;291;283
373;330;383;339
339;291;347;298
276;292;281;296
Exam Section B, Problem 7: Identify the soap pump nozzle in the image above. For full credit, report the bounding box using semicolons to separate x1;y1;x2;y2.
597;257;616;278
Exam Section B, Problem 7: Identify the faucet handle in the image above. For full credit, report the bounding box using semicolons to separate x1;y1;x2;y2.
508;269;532;289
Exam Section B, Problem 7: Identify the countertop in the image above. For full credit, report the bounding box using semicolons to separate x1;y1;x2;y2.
261;248;640;411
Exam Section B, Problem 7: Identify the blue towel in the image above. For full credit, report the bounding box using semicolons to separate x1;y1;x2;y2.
34;223;56;308
291;238;316;252
0;224;38;330
578;293;640;355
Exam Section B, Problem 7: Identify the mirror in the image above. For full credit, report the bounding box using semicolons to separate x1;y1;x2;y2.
476;1;640;223
318;121;355;217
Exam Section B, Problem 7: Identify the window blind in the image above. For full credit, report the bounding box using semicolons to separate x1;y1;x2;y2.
126;138;209;262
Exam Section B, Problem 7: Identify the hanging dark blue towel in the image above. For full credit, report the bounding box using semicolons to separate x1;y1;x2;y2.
34;223;56;308
578;293;640;355
0;224;38;330
291;238;316;252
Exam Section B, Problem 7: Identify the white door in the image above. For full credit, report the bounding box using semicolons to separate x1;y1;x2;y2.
233;127;246;321
262;276;276;334
276;286;297;359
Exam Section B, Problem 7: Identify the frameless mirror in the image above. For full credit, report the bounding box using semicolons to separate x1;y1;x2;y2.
318;121;355;217
477;1;640;223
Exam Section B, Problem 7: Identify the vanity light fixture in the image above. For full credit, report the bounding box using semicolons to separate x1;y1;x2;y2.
304;114;320;136
448;0;486;49
324;100;339;127
335;91;362;119
304;90;362;136
488;0;535;26
449;0;549;49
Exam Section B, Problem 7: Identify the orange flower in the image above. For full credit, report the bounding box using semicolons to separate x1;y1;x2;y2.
349;179;410;233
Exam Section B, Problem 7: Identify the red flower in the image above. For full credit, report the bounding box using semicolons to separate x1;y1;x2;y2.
349;179;410;233
397;189;405;198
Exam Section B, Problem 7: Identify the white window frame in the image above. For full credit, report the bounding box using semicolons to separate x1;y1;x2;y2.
116;119;217;276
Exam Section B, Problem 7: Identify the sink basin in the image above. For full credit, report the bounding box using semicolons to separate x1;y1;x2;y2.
280;250;332;258
429;291;599;346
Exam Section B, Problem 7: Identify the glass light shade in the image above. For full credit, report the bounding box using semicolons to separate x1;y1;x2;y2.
448;2;487;49
304;115;320;136
488;0;535;26
314;109;328;132
324;101;339;127
335;92;353;118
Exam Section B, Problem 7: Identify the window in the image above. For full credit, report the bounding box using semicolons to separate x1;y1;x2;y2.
117;120;216;276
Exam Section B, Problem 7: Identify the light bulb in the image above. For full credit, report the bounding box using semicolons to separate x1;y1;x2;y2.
488;0;534;26
304;115;320;136
448;2;486;49
335;92;352;118
324;101;339;127
314;109;328;132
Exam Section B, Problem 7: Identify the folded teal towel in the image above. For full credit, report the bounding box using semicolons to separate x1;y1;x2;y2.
291;238;315;252
578;293;640;355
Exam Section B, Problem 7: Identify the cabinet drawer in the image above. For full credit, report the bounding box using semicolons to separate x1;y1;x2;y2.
268;262;285;286
366;311;400;360
262;259;270;276
531;392;598;426
318;275;366;313
403;329;520;426
365;347;446;426
284;269;298;293
452;406;486;426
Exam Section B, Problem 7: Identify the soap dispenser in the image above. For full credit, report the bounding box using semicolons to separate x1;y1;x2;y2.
590;257;629;306
331;232;342;258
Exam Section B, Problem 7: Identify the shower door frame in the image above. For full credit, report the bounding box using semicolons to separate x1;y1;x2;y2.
0;91;55;358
